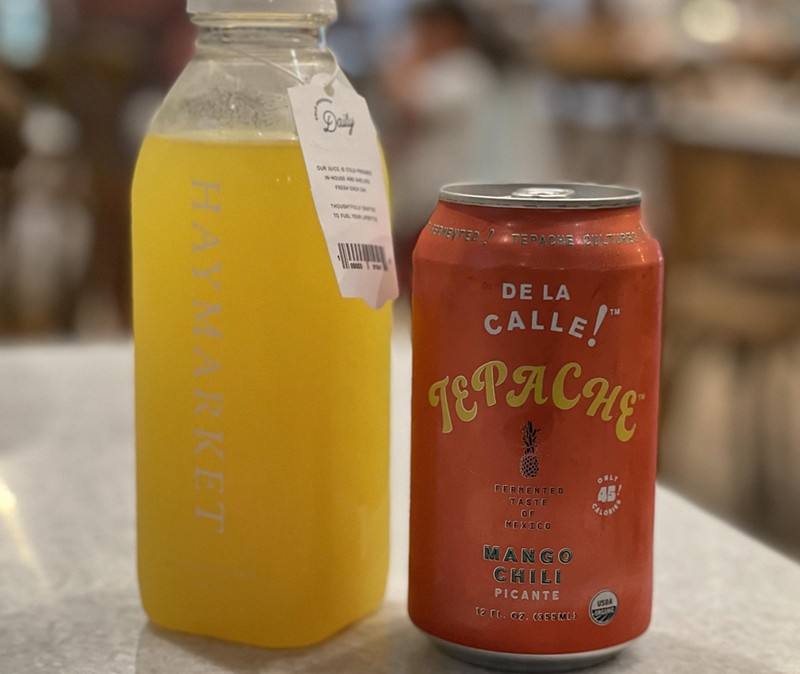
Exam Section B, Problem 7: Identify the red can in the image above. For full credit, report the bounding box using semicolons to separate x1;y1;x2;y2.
409;184;663;671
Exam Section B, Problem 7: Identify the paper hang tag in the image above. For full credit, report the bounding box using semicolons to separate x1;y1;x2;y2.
289;75;399;309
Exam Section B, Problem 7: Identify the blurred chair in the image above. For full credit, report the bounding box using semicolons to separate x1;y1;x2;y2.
660;119;800;556
0;64;26;331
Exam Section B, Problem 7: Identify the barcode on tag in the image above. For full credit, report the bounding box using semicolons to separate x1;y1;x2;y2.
337;243;388;271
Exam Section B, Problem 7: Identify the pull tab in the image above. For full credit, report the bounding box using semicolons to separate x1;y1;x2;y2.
511;187;576;200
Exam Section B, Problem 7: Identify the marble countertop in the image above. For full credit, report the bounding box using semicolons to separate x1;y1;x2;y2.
1;328;799;673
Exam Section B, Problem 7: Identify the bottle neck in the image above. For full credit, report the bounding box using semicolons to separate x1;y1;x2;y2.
192;15;330;54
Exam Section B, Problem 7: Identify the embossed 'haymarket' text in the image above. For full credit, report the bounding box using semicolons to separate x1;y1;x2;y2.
191;179;225;534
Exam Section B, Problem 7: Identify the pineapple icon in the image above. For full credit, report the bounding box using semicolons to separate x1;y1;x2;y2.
520;421;541;478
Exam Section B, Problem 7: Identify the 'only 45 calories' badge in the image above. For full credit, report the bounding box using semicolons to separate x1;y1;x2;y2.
289;75;398;309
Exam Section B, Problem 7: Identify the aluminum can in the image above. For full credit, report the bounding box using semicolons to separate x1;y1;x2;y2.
409;183;663;671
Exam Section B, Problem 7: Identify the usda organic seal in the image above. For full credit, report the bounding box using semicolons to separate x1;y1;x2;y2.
589;590;619;625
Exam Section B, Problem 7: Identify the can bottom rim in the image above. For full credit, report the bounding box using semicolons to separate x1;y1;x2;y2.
429;634;639;672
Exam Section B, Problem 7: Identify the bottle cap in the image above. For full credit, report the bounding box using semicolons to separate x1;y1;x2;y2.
187;0;337;18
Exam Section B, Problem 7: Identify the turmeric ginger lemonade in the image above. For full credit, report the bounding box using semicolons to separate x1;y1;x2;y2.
133;132;390;647
133;0;397;646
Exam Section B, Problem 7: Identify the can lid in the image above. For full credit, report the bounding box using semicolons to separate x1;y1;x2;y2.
187;0;337;17
438;183;641;209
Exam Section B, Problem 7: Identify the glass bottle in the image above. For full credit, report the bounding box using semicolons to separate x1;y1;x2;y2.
131;0;390;648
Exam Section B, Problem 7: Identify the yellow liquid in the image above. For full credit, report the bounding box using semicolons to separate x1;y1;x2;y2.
132;134;390;647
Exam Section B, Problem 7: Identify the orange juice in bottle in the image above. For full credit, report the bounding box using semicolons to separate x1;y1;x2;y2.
132;1;393;648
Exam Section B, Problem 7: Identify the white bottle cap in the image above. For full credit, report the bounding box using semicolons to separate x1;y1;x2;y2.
187;0;337;18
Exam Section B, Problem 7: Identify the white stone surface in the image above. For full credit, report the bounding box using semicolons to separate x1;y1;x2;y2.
1;329;799;673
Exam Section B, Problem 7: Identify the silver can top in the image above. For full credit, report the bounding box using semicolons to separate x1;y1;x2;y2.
187;0;337;17
439;183;641;209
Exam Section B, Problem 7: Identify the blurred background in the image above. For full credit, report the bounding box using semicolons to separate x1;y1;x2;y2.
0;0;799;559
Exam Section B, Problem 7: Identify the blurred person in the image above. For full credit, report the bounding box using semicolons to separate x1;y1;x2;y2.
328;0;405;84
381;0;502;296
1;104;92;334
